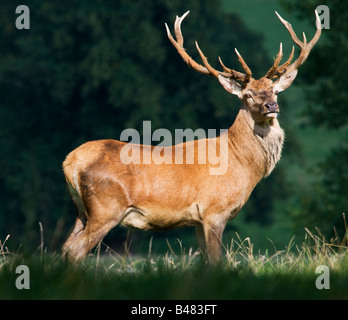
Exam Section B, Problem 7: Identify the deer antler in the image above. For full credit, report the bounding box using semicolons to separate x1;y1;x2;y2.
165;11;252;84
266;10;321;79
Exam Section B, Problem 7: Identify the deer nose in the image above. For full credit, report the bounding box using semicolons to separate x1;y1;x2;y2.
264;101;278;113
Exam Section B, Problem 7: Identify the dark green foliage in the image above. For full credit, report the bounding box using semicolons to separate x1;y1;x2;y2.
292;137;348;237
281;0;348;237
0;0;287;251
282;0;348;128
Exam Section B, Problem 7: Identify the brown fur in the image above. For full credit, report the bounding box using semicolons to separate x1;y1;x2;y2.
62;81;286;263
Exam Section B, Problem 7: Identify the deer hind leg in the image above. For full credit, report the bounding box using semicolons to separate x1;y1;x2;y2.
62;183;88;256
62;180;128;262
63;198;126;262
64;217;120;261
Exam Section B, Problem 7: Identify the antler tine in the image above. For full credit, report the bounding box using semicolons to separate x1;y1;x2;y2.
165;11;211;75
287;32;308;71
235;48;252;83
275;11;303;48
308;10;322;50
265;43;283;78
165;11;223;77
271;46;295;78
165;11;250;83
173;11;190;48
195;41;219;77
218;56;246;81
268;10;321;78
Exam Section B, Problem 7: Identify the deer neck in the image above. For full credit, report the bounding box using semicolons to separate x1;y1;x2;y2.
227;107;285;178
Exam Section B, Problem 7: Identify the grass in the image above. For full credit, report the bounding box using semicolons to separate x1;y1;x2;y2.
1;227;347;300
1;0;346;301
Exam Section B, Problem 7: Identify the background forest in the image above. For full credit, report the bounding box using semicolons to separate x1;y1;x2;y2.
0;0;346;255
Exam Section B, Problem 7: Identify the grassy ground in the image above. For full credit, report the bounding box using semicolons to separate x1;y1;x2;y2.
1;0;346;302
1;229;347;300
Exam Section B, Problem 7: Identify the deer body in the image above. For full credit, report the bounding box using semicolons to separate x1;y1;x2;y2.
63;105;283;262
62;10;320;263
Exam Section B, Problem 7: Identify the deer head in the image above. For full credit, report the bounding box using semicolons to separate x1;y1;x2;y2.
165;10;321;124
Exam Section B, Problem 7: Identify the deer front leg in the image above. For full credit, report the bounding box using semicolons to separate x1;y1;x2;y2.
203;215;226;264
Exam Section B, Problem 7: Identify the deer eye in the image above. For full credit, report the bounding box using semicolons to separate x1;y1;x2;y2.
244;93;252;99
274;90;279;95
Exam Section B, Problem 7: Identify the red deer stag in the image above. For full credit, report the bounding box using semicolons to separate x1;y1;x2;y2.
62;10;321;263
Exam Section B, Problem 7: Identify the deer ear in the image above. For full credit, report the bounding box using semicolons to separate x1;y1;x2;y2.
218;74;243;98
273;69;298;92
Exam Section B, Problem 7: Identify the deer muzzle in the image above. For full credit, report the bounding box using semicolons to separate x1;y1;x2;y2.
263;101;279;115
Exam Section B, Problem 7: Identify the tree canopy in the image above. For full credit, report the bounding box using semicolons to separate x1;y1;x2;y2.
0;0;293;250
282;0;348;238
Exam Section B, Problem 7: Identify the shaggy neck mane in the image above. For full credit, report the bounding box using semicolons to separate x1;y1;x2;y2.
228;108;285;177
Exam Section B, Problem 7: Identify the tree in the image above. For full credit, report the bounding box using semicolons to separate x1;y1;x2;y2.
0;0;285;250
281;0;348;237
